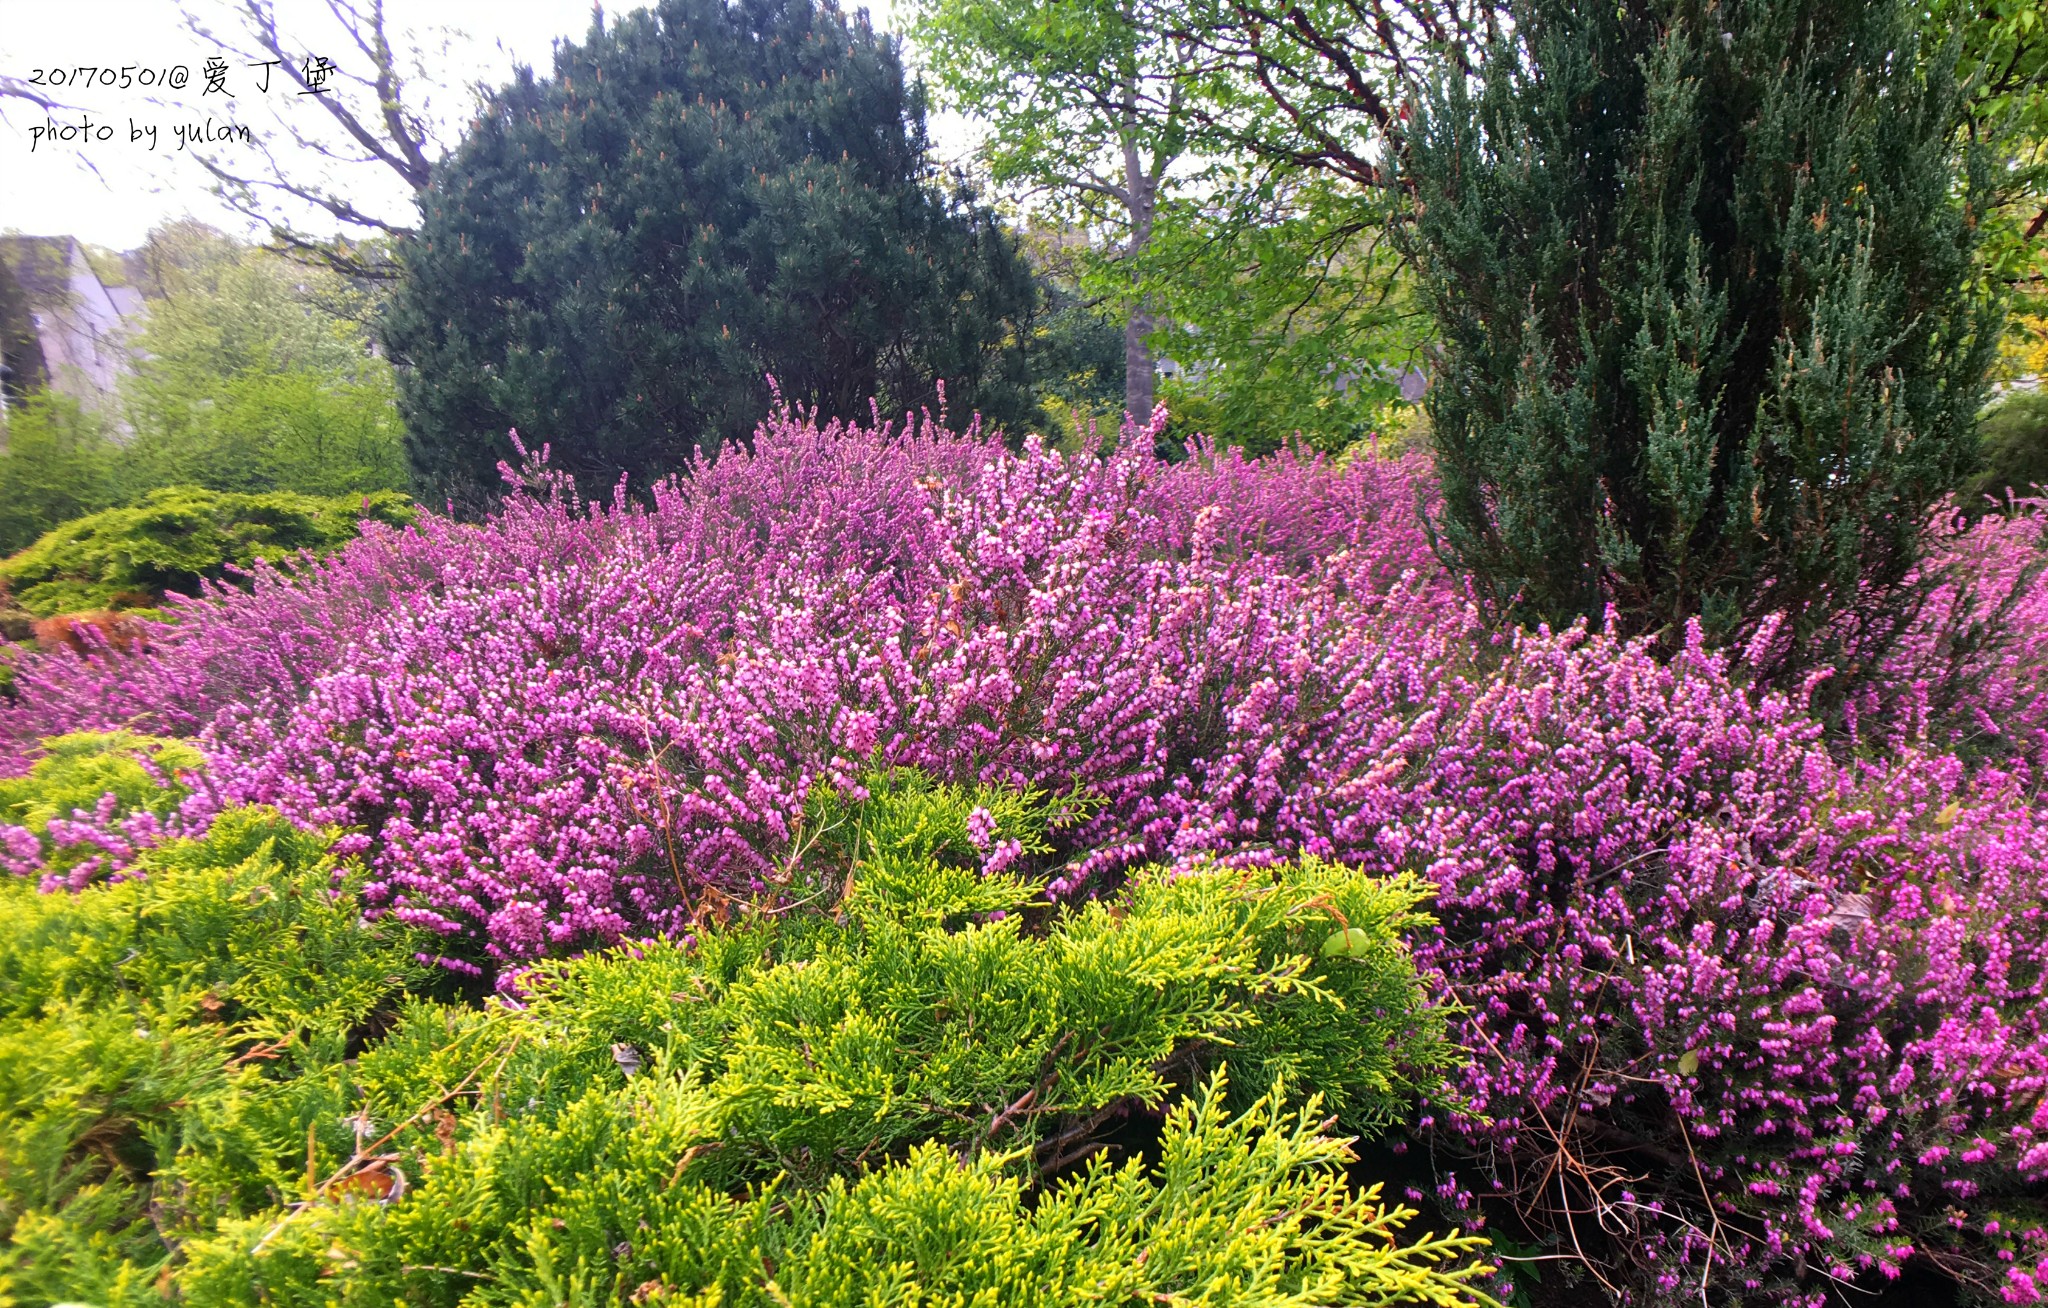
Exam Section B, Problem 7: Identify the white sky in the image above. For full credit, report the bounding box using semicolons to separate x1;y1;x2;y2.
0;0;949;251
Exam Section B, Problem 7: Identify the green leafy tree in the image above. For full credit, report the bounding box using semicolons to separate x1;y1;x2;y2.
1404;0;2000;693
914;0;1439;454
1148;167;1426;454
1015;227;1139;449
386;0;1040;502
1150;0;1496;190
119;225;409;501
0;394;116;557
1945;0;2048;315
912;0;1197;425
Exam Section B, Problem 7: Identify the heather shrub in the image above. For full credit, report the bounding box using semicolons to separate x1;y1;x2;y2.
1855;502;2048;774
0;485;416;618
1358;623;2048;1303
4;406;2048;1302
1;410;1449;960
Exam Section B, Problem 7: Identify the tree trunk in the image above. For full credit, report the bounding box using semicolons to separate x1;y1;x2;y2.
1122;131;1158;425
1123;304;1155;423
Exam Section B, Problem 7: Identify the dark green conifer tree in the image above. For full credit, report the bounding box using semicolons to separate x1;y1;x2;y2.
1405;0;2000;691
387;0;1039;500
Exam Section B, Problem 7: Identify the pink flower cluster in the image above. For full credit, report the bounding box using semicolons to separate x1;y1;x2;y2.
4;404;2047;1302
1374;623;2048;1303
1853;502;2048;776
5;794;190;892
1;408;1452;951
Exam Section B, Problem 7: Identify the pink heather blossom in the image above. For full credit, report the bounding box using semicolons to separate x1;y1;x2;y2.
3;402;2046;1302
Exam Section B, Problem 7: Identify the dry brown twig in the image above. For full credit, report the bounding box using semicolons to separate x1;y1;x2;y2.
249;1033;521;1255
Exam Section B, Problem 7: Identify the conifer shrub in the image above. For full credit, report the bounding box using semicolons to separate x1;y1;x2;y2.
0;770;1494;1307
0;486;415;618
182;1078;1487;1308
0;807;426;1305
388;0;1040;500
1404;0;1999;701
172;773;1488;1307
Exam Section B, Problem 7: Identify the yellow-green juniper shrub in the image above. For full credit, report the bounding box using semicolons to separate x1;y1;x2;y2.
0;487;414;618
0;807;426;1307
1;770;1494;1307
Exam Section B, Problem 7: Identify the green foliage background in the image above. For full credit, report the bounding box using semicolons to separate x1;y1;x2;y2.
116;224;410;503
0;225;411;560
1968;390;2048;510
0;396;118;560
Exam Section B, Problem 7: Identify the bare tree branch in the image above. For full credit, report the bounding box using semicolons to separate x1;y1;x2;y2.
173;0;468;280
1151;0;1501;188
0;73;109;183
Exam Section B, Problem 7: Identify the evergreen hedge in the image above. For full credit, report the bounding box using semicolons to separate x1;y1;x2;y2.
1405;0;1999;697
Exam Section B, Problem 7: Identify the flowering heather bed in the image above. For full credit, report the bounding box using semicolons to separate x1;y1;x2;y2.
4;407;2048;1304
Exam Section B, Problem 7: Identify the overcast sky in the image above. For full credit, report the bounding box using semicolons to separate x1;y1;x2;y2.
1;0;945;251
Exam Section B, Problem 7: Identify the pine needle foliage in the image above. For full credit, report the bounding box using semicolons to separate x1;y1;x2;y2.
487;785;1454;1176
386;0;1042;502
184;1075;1491;1308
1405;0;2001;696
0;770;1491;1306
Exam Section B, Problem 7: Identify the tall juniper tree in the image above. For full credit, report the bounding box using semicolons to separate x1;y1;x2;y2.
1404;0;2001;693
387;0;1039;500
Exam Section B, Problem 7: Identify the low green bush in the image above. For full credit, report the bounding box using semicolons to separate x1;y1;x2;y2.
0;771;1494;1307
0;486;415;617
187;1076;1486;1308
174;775;1484;1306
0;808;427;1306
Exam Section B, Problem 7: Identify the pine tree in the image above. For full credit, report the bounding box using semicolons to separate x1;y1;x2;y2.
386;0;1040;502
1405;0;2000;693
